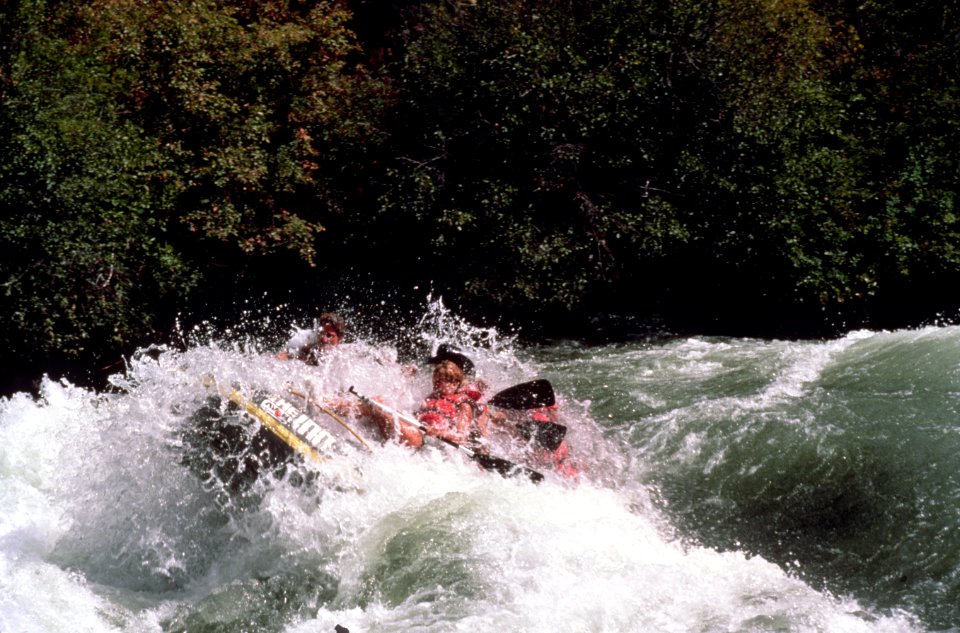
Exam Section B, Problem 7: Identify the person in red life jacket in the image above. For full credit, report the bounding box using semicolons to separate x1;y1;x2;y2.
355;360;488;450
412;359;488;447
370;360;485;448
276;312;345;365
425;345;578;478
426;344;492;433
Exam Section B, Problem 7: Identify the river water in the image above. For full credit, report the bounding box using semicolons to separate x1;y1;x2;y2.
2;304;958;632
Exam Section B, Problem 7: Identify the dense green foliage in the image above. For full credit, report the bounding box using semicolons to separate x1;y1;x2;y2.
0;0;389;385
380;0;958;329
382;0;860;318
1;0;188;365
381;0;687;311
1;0;958;388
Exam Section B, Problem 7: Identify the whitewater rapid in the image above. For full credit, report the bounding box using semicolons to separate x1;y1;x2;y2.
1;321;940;632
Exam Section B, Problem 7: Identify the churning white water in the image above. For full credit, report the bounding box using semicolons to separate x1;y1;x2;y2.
0;323;931;633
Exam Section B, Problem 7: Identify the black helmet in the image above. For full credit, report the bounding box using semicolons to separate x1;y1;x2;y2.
427;343;475;376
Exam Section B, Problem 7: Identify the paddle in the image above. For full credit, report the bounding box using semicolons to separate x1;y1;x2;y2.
489;379;556;409
514;418;566;452
348;386;544;483
488;379;567;451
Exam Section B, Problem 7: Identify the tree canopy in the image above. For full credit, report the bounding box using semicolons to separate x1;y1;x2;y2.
1;0;958;389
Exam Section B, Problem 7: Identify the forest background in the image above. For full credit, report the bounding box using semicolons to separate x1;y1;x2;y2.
1;0;958;394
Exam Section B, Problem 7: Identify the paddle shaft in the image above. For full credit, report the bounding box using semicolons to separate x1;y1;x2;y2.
287;387;372;452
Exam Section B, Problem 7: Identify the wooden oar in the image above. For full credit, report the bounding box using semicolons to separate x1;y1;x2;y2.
348;386;544;483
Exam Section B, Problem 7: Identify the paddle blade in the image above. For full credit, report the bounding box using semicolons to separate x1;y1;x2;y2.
472;453;544;483
489;379;556;410
517;419;567;452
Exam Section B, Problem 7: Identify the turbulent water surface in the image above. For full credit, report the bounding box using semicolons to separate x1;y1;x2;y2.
2;306;958;632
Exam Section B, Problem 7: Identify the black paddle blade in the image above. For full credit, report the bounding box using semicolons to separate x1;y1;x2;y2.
472;453;544;483
488;379;556;410
517;419;567;452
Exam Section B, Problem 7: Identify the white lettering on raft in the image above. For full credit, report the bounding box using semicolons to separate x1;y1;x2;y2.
259;395;336;453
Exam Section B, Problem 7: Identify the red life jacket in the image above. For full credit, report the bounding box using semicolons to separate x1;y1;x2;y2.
458;383;492;433
547;440;580;479
460;382;484;402
416;391;476;433
528;404;558;423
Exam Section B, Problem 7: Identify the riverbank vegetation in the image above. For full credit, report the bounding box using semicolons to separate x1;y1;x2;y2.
2;0;958;390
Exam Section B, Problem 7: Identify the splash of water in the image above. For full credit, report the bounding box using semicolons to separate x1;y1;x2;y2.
0;301;930;632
